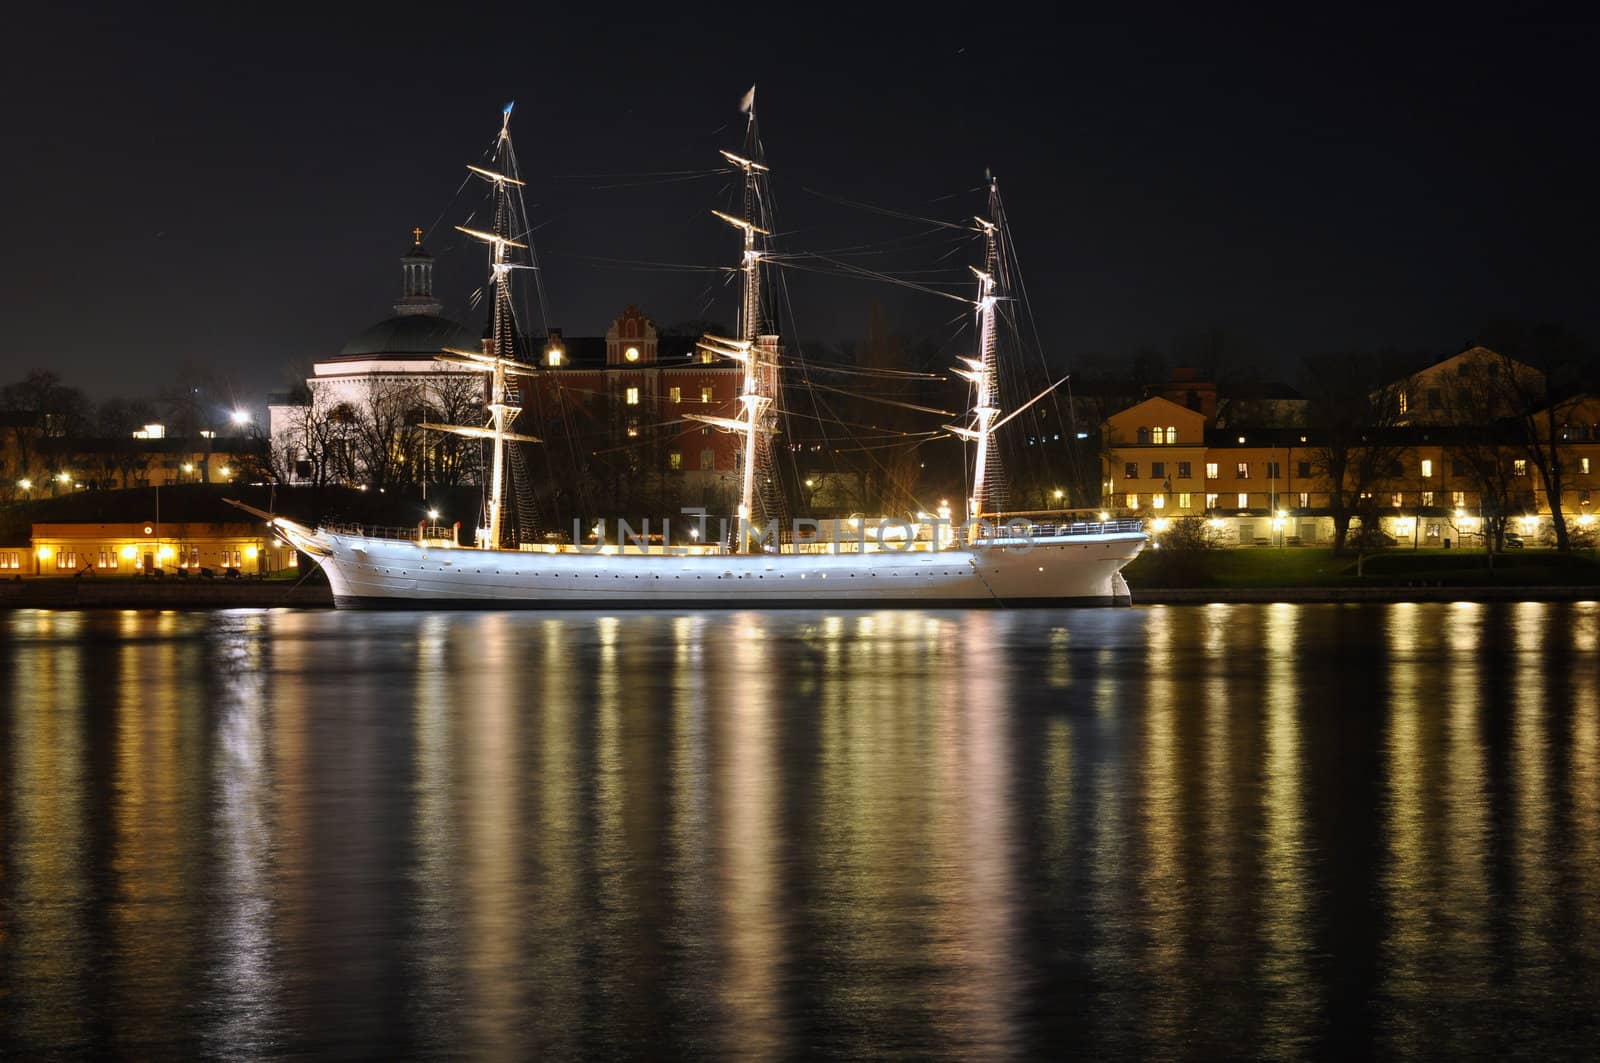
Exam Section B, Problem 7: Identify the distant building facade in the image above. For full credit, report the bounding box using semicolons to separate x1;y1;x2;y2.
1103;351;1600;547
2;412;260;500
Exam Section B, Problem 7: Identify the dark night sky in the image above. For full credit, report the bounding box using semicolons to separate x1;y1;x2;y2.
4;7;1596;405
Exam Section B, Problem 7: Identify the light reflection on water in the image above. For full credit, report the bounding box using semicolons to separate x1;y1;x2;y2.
1;603;1599;1059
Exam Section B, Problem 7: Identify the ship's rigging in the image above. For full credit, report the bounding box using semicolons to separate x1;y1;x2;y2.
417;103;545;549
408;92;1085;548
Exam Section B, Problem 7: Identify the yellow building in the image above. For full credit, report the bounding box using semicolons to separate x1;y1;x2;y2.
16;522;297;577
1103;388;1600;548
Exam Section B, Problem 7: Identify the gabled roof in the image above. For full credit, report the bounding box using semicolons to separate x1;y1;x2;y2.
1106;394;1208;424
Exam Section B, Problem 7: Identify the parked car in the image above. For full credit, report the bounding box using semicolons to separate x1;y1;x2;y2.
1502;530;1525;549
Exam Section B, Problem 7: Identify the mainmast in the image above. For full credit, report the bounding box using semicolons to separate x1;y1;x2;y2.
948;177;1003;522
419;103;542;550
686;88;774;553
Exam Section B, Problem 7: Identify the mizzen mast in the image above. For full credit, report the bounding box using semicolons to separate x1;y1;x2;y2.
947;176;1003;522
685;87;774;553
419;102;542;550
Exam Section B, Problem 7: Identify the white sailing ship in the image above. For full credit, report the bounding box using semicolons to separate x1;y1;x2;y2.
244;97;1145;607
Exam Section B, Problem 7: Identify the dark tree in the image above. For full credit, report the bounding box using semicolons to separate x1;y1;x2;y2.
1477;322;1593;551
1300;353;1409;553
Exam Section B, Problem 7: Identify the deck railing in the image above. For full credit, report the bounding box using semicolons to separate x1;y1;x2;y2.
319;522;459;544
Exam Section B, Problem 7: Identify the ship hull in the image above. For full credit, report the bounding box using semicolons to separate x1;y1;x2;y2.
288;528;1146;609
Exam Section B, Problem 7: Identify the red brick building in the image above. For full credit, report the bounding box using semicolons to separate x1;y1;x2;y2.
519;306;746;486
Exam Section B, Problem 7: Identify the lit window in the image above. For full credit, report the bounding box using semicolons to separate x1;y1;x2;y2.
1392;493;1403;507
1178;492;1192;508
1452;490;1466;507
1421;459;1433;478
1297;492;1309;508
1126;493;1139;509
1165;426;1177;444
0;551;18;570
56;550;77;570
626;419;639;438
625;386;640;405
1237;492;1249;509
1583;458;1592;475
1205;493;1219;509
1152;494;1165;509
625;346;640;362
1421;491;1434;506
1205;462;1219;479
669;451;683;470
670;386;682;404
1236;462;1250;479
700;386;713;403
700;350;714;364
1514;459;1528;477
547;348;564;367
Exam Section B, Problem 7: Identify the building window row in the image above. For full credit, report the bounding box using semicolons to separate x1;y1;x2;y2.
1122;460;1196;481
1135;426;1179;445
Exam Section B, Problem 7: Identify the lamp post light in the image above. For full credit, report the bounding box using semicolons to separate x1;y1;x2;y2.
230;409;251;427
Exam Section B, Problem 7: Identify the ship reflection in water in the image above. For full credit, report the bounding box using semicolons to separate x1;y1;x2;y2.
2;603;1599;1058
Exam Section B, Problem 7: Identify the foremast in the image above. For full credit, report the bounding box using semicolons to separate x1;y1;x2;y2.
686;88;774;553
947;177;1004;522
418;103;542;550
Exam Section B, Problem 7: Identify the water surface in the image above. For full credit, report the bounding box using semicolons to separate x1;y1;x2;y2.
2;603;1598;1059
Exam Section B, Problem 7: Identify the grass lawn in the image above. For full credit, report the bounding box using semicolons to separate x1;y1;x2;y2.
1127;546;1600;589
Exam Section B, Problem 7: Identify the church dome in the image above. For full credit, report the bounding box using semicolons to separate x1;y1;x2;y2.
337;313;479;359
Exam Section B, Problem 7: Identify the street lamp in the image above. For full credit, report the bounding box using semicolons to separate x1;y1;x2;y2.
17;478;31;492
427;509;440;521
230;409;251;427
